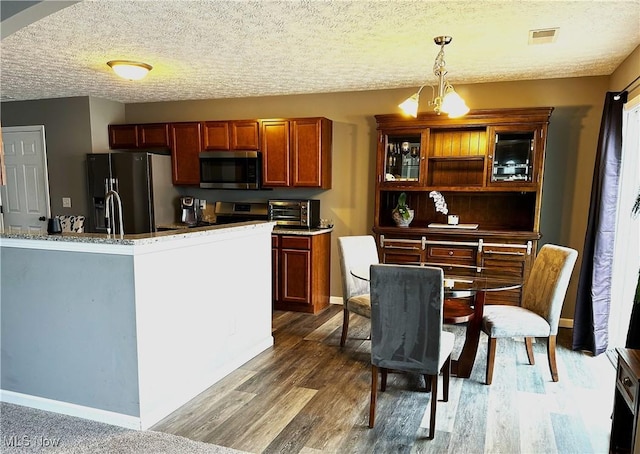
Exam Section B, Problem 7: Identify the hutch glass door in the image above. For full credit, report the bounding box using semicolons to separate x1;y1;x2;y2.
383;133;422;184
490;131;535;183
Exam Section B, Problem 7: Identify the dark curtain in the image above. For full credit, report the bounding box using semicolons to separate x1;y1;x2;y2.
573;91;627;355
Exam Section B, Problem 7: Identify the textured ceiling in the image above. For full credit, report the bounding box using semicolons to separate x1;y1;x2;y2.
1;0;639;104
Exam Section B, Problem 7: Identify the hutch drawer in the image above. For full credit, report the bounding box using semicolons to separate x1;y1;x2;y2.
426;245;476;263
378;235;424;264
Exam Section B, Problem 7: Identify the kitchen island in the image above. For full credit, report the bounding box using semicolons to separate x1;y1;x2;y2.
0;221;275;429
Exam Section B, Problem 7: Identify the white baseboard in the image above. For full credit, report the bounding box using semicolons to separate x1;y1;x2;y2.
330;296;343;305
0;389;142;430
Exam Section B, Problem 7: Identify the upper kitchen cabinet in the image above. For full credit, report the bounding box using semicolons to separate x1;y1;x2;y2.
109;124;138;148
170;122;202;185
108;123;171;149
202;120;260;151
261;117;332;189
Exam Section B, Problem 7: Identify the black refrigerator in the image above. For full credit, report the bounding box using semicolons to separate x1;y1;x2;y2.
86;151;180;234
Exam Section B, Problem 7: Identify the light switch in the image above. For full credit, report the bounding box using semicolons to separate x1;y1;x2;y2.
62;197;72;208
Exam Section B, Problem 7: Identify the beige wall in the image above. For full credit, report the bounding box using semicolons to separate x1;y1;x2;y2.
125;75;616;320
610;44;640;97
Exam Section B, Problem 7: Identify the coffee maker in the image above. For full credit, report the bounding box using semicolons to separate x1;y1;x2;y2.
180;196;198;226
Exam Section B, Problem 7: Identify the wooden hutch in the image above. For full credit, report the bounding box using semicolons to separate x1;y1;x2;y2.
373;107;553;305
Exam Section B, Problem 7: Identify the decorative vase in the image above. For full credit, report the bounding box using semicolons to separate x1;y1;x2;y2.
392;208;414;227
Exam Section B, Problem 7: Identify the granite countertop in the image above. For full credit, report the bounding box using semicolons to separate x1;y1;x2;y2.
0;221;276;246
272;226;333;236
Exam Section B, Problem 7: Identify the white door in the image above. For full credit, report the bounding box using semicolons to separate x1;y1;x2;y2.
0;125;50;234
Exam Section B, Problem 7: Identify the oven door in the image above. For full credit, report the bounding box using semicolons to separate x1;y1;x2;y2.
268;201;304;226
200;151;261;189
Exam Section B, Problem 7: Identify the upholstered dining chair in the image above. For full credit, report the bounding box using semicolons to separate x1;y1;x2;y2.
481;243;578;384
368;264;455;439
56;215;86;233
337;235;380;347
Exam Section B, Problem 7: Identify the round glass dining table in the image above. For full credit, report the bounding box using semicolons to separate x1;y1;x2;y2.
350;264;522;378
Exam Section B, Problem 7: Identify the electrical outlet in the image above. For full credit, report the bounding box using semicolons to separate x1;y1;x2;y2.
62;197;72;208
199;200;206;210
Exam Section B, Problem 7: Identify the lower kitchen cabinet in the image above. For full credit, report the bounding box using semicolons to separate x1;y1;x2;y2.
272;231;331;314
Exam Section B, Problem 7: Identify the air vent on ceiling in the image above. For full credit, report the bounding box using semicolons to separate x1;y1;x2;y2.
528;28;558;45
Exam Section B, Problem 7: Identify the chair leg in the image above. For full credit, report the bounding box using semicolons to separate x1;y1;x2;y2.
486;336;497;385
423;374;431;392
369;365;378;428
429;375;438;439
525;337;535;365
442;356;451;402
547;335;559;382
340;308;350;347
381;368;388;392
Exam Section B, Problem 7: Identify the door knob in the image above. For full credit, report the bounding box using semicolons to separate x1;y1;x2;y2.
39;216;46;221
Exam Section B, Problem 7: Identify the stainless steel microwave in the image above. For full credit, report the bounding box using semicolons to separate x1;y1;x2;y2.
199;151;261;189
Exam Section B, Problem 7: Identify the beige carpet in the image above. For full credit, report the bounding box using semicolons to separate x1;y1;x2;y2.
0;402;248;454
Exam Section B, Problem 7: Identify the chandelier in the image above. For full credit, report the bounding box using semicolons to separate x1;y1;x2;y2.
398;36;469;118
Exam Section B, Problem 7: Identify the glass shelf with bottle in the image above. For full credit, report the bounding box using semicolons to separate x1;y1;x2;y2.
384;135;422;183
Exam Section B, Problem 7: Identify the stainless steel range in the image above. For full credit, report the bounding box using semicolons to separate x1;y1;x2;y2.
214;201;269;225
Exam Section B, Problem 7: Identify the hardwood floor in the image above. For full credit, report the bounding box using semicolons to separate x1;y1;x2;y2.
152;305;616;453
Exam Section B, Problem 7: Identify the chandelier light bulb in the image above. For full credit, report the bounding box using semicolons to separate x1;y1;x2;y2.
440;86;470;118
398;93;420;118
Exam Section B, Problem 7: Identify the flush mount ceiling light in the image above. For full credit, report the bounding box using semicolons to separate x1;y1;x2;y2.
107;60;152;80
398;36;469;118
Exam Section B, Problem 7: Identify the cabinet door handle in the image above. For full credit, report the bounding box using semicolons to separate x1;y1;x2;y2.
385;245;420;251
484;250;525;257
623;377;633;387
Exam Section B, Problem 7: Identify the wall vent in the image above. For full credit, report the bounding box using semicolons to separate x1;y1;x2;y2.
528;28;558;45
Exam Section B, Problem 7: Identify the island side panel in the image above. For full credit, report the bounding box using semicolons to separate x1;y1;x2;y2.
0;247;140;418
132;223;274;428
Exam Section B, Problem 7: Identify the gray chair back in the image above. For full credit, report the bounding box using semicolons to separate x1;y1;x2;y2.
522;244;578;335
370;264;444;374
338;235;379;303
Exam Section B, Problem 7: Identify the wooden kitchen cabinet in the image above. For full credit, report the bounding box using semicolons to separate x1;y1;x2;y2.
261;117;332;189
170;122;202;185
108;123;171;149
272;232;331;314
202;120;260;151
138;123;171;148
108;124;139;149
373;108;552;306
